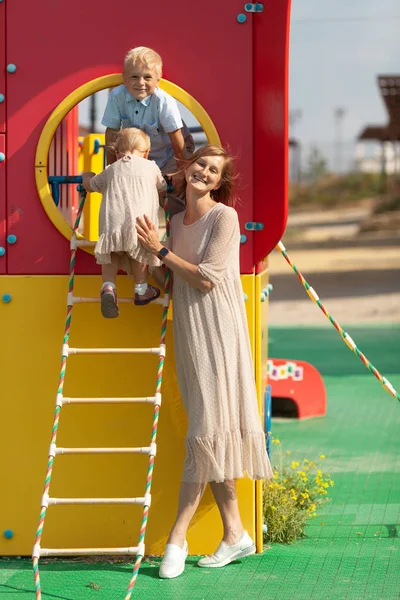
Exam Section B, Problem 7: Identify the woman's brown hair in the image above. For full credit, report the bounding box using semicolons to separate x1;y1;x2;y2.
174;144;238;207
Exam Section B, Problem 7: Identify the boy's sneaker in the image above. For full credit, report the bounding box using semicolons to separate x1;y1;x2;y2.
197;531;256;568
134;285;160;306
100;285;119;318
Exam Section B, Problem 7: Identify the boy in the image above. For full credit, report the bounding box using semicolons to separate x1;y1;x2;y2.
102;46;193;216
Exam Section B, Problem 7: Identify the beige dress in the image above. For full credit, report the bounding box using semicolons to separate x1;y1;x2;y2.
170;203;273;483
90;154;167;271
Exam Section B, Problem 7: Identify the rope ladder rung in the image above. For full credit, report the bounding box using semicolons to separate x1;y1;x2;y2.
61;395;160;405
67;293;169;307
45;497;149;506
52;445;156;456
66;346;163;355
35;546;143;558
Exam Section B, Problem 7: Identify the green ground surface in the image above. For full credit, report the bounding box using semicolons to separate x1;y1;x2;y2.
1;325;399;599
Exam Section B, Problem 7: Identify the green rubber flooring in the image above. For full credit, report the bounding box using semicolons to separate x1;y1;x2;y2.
1;325;399;599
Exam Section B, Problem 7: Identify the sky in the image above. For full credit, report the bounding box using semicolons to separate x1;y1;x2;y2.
289;0;400;166
80;0;400;171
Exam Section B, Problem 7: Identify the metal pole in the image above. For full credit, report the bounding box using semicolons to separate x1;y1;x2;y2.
90;94;97;133
334;107;346;174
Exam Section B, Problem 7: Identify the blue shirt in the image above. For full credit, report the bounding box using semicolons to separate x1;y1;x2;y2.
102;85;183;170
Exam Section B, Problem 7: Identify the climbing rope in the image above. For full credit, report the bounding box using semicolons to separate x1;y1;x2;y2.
124;200;172;599
275;241;400;403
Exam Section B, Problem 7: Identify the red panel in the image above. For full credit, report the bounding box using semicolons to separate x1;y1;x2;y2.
253;1;291;262
6;0;255;274
0;135;5;274
0;0;5;132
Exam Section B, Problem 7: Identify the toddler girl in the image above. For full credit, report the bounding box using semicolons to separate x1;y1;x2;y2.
82;127;167;317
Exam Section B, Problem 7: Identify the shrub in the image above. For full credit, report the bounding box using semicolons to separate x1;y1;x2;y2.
263;438;334;544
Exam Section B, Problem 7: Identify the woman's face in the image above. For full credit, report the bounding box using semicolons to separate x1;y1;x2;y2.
185;155;225;194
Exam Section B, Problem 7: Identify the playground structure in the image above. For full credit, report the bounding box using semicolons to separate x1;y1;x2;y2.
0;0;292;564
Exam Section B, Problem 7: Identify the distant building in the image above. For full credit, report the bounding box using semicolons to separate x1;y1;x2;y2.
356;75;400;176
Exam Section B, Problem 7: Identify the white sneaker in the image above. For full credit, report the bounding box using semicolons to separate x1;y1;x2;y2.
159;540;188;579
197;531;256;568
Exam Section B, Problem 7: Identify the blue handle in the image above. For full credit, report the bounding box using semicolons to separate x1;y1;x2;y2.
48;176;83;206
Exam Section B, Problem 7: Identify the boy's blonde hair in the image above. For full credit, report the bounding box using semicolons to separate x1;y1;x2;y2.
123;46;163;79
113;128;150;155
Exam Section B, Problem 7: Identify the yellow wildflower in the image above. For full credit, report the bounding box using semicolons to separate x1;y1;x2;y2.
285;450;291;455
320;455;326;460
291;461;300;469
282;515;287;520
271;506;277;511
272;438;280;445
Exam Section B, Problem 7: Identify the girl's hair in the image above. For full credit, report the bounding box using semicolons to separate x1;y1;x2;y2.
123;46;163;79
174;145;238;207
112;128;150;155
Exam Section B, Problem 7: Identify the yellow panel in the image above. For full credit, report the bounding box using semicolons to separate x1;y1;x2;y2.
78;136;84;173
82;134;105;241
255;263;270;552
0;274;258;556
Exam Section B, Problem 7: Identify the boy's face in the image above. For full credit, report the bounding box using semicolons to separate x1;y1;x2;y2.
123;62;159;100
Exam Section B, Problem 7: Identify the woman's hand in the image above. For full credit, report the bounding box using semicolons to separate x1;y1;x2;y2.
136;215;163;255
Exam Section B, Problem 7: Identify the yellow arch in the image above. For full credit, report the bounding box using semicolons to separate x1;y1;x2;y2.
35;74;221;247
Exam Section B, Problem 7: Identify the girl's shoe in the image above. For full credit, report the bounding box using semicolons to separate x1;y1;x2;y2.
134;285;160;306
197;531;256;568
100;285;119;318
159;540;188;579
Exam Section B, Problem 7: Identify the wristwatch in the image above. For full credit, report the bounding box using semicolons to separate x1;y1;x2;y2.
158;246;170;261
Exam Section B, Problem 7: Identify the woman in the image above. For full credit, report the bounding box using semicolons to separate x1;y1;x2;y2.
136;145;272;579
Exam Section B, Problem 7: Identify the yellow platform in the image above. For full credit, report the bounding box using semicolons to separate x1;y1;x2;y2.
0;270;268;556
